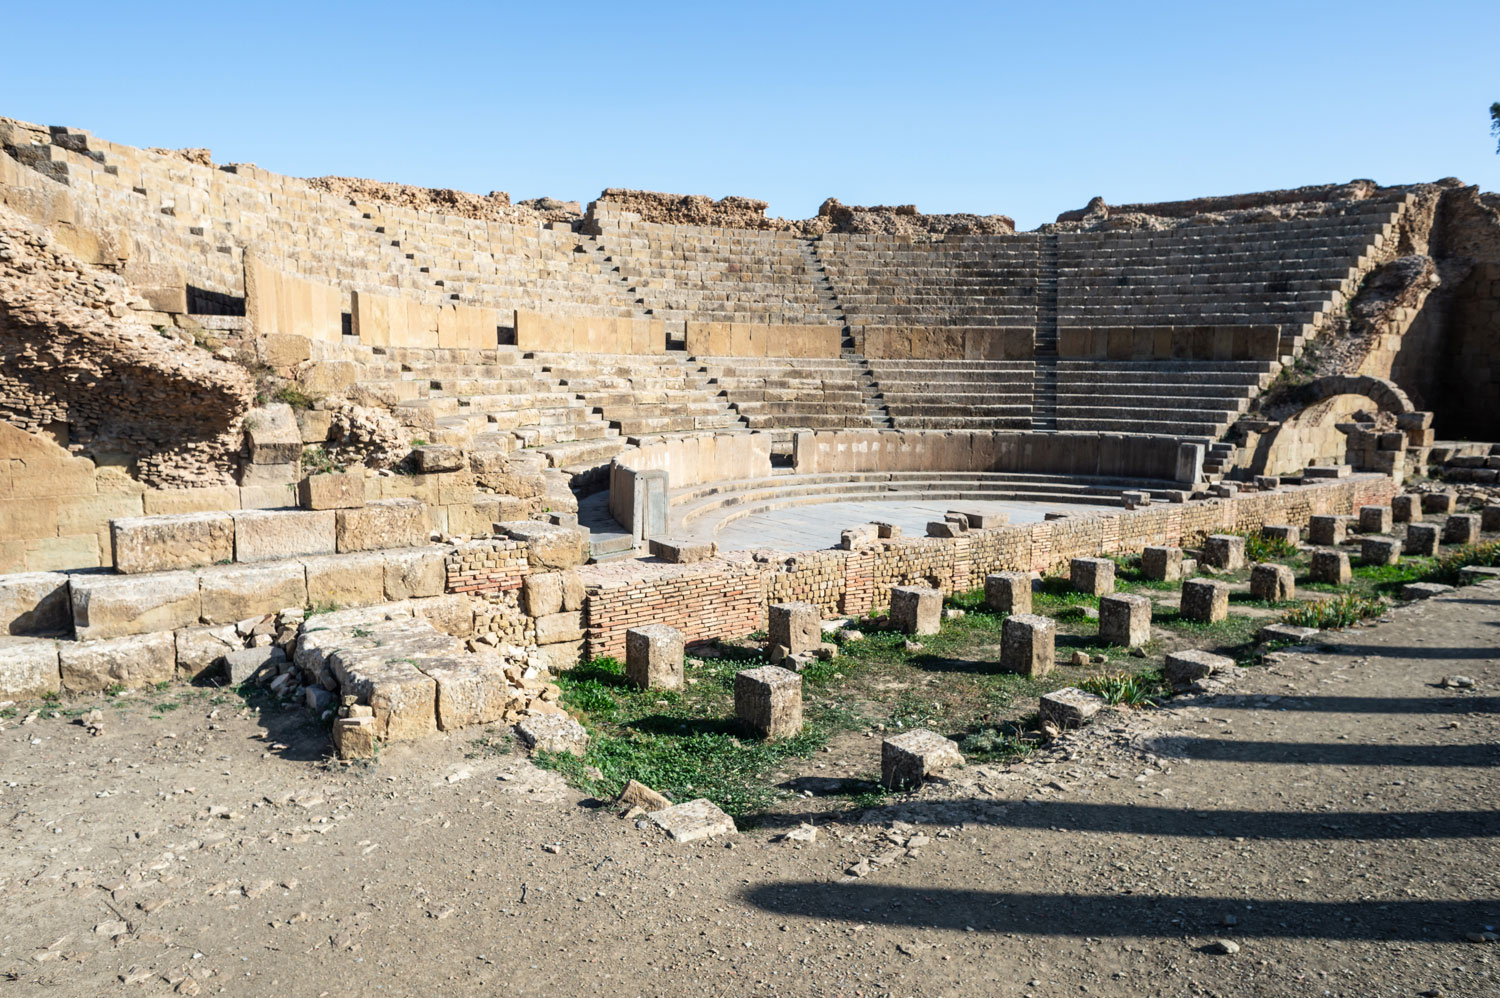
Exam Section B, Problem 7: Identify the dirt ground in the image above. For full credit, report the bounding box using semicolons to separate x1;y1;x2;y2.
2;582;1498;997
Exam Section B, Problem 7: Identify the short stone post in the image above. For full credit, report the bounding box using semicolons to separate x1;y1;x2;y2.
1404;523;1439;557
1099;593;1152;647
1262;525;1299;546
1391;495;1422;522
1039;687;1106;729
1443;514;1480;546
768;602;820;658
1070;557;1115;596
1201;535;1246;571
881;729;964;790
1421;492;1457;514
1307;515;1348;546
1249;563;1295;602
1180;579;1229;623
1483;503;1500;533
889;586;941;635
1000;613;1055;677
1310;549;1351;585
625;624;685;690
1360;536;1401;566
1358;506;1393;534
734;666;802;739
1141;546;1184;582
984;572;1031;615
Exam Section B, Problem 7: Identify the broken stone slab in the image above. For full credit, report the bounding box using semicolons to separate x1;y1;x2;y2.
626;623;685;690
1309;549;1351;585
515;713;589;756
1402;582;1454;601
873;521;901;539
421;650;510;731
59;631;175;692
1358;505;1393;534
925;521;963;538
1249;563;1295;602
223;645;286;685
1039;686;1106;729
410;593;475;637
1163;648;1235;688
616;779;671;813
497;520;588;570
0;572;73;637
1459;566;1500;585
958;511;1007;529
231;509;336;562
1070;557;1115;596
1141;546;1183;582
1000;613;1055;677
333;716;376;759
889;586;941;636
1307;515;1349;546
244;403;302;464
173;624;240;681
1303;464;1350;479
412;444;465;474
299;472;367;510
881;728;964;790
1360;536;1401;567
839;524;879;550
337;498;427;553
984;572;1031;615
1258;622;1319;644
0;636;61;699
1098;593;1151;647
734;665;802;739
1443;514;1481;546
522;572;565;617
1180;579;1229;623
768;602;821;656
1483;504;1500;533
647;537;717;563
649;798;737;842
199;562;308;625
69;571;201;640
328;620;454;741
111;512;233;574
1201;535;1246;572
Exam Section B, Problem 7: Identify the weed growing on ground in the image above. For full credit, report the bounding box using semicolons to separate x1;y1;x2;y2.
1241;532;1301;563
1281;592;1386;629
1431;540;1500;584
1078;668;1168;706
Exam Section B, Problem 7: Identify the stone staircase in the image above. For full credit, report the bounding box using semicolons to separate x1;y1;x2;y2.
1032;233;1060;431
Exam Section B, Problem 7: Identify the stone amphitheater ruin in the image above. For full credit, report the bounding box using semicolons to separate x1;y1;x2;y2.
1;113;1498;782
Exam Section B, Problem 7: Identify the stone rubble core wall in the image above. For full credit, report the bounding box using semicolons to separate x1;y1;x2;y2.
581;473;1396;659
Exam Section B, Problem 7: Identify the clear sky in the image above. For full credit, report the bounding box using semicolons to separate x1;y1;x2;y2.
3;1;1497;229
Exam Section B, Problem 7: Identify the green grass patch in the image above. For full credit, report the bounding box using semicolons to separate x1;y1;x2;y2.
1078;667;1168;706
1281;592;1386;629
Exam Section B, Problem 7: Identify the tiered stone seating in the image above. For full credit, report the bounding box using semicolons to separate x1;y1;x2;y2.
816;233;1040;332
1054;359;1277;438
530;352;744;437
695;357;872;430
865;359;1034;430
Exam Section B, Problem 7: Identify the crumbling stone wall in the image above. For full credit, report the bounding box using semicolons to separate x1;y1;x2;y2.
584;190;1016;236
307;176;581;225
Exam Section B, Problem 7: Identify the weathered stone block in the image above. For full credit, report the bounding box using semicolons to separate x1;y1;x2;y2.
1391;495;1422;523
734;664;802;738
412;444;465;474
840;524;878;550
1163;648;1234;688
626;624;685;690
1249;563;1295;602
0;572;72;636
1000;613;1055;677
1403;582;1454;601
497;520;588;570
422;651;509;731
874;521;901;539
768;602;820;656
881;728;964;790
1360;536;1401;566
1310;549;1351;585
410;593;475;637
1262;524;1299;546
59;631;175;692
1180;579;1229;623
333;716;376;759
561;572;586;612
1259;622;1319;644
647;537;717;563
984;572;1031;615
522;572;565;617
1307;515;1348;546
298;472;366;510
174;624;239;680
1421;492;1457;514
1141;546;1183;582
649;798;736;842
240;462;299;488
337;499;426;552
1099;593;1151;647
244;403;302;464
223;645;285;685
231;509;335;562
963;511;1007;529
70;572;201;640
1201;535;1245;572
1404;523;1440;557
112;512;233;574
1039;687;1106;729
889;586;941;636
926;521;962;538
1070;557;1115;596
531;639;583;672
1358;506;1392;534
514;713;589;756
1443;514;1480;545
1483;503;1500;533
616;779;671;813
534;611;583;645
0;637;60;699
1459;566;1500;585
382;547;448;600
199;562;308;624
304;552;387;609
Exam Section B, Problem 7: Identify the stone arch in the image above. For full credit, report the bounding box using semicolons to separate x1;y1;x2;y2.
1250;376;1414;477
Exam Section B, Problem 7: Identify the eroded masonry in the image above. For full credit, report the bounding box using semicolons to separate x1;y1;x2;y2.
1;116;1498;758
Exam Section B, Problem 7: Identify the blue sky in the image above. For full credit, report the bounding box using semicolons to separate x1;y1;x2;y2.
3;1;1496;229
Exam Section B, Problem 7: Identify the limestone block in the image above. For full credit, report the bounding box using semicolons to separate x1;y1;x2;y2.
881;728;964;790
840;525;878;550
304;552;386;609
514;713;589;756
926;521;962;538
1420;492;1457;514
497;520;588;570
1000;613;1055;677
174;624;239;680
984;572;1031;615
616;779;671;813
769;602;820;656
337;498;427;552
1391;495;1422;523
112;512;233;574
1180;579;1229;623
70;572;201;640
0;637;60;699
59;631;175;692
561;572;586;612
240;463;299;488
199;562;308;624
382;547;448;600
297;409;332;444
1482;504;1500;533
1258;622;1319;644
1039;687;1106;729
1099;593;1151;647
239;484;298;510
0;571;72;636
1163;648;1235;688
649;798;737;842
413;445;465;474
530;611;579;645
1262;525;1299;546
889;586;941;636
332;650;439;743
1249;563;1295;602
1403;582;1454;601
410;594;475;637
231;508;335;562
1307;515;1348;546
1358;506;1392;534
963;511;1007;529
522;572;565;617
531;639;583;672
647;537;717;563
299;472;366;510
626;624;685;690
1404;523;1439;557
333;716;377;759
1360;537;1401;566
244;404;302;465
874;522;901;539
1141;546;1183;582
734;664;801;738
422;650;509;731
223;645;285;685
1443;514;1480;545
1310;549;1351;585
1070;557;1115;596
1201;535;1245;572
